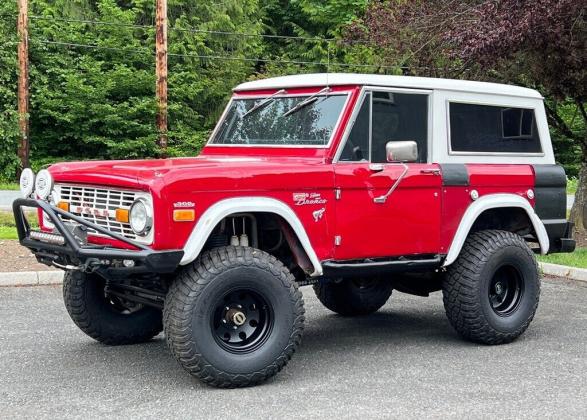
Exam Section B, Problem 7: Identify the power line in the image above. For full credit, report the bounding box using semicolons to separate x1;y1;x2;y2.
170;27;334;42
29;15;152;30
32;38;409;70
25;14;337;43
34;39;153;56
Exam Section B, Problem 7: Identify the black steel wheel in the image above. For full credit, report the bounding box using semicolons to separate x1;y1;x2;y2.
164;246;305;388
313;277;392;316
212;289;274;354
443;230;540;345
488;265;524;316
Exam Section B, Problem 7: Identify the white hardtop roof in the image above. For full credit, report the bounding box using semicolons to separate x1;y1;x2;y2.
235;73;543;99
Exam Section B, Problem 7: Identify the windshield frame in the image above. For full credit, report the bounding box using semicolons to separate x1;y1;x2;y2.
206;89;352;149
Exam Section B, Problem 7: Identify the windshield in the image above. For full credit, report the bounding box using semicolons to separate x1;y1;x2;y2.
210;93;348;146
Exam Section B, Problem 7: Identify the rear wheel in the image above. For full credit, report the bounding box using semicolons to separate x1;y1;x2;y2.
442;230;540;344
63;271;163;345
313;278;392;316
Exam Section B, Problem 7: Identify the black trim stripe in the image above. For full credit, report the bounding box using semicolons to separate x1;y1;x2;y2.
439;164;469;186
532;164;566;220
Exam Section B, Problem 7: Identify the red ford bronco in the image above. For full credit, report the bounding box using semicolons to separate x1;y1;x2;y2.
14;74;575;388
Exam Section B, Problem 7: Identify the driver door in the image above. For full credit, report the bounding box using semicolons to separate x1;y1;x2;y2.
333;89;442;260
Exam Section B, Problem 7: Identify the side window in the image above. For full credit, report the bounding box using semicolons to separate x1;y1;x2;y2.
449;103;542;153
339;93;370;161
339;91;429;163
371;92;428;163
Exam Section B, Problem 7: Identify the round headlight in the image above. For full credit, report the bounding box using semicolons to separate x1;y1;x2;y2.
35;169;53;200
129;199;152;236
19;168;35;198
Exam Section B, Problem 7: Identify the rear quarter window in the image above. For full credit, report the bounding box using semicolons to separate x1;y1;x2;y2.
449;102;542;154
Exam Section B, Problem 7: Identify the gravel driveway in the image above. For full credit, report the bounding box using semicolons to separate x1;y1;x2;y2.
1;278;586;419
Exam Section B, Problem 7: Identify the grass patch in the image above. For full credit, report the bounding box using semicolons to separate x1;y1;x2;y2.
567;177;577;195
0;210;38;240
0;182;19;190
538;247;587;269
0;211;19;227
0;226;18;240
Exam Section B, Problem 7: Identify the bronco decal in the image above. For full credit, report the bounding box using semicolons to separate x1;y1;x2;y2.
293;192;327;206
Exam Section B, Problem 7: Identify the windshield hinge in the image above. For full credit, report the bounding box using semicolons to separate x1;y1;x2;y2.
335;188;341;200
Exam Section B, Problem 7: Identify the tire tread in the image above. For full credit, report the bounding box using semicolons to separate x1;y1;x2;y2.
163;246;305;388
63;271;162;345
442;230;540;345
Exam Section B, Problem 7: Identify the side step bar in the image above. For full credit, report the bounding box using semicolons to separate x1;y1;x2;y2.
322;255;443;278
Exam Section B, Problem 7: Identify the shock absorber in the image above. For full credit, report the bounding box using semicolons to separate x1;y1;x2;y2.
239;216;249;247
230;218;239;246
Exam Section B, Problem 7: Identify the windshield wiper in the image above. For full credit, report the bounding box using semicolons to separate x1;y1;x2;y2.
282;87;331;118
242;89;286;118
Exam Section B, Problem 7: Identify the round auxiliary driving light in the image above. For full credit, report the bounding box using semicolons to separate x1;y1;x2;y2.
19;168;35;198
129;199;152;236
35;169;53;200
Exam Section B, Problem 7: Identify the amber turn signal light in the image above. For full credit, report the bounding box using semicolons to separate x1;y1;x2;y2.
173;209;195;222
115;208;129;223
57;201;69;212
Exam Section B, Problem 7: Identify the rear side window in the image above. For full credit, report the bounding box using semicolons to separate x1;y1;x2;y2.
449;103;542;154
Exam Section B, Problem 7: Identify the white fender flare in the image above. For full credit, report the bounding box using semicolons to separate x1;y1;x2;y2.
443;193;549;267
179;197;323;276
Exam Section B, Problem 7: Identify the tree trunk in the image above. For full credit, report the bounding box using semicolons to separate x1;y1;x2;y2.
570;153;587;233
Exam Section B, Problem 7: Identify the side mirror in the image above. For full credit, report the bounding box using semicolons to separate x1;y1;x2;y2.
386;141;418;163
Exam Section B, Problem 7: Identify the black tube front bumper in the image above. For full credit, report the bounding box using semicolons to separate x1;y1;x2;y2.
13;198;183;274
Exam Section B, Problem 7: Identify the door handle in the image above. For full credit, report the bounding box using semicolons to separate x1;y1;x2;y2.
369;163;385;172
420;168;441;175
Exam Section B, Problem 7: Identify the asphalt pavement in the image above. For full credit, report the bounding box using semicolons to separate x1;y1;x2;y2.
0;190;20;211
1;278;586;419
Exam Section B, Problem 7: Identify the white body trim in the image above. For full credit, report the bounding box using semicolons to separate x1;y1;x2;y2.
180;197;323;276
235;73;542;99
233;73;553;166
443;194;549;267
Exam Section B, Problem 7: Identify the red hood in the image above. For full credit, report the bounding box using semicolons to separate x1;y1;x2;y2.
49;155;328;192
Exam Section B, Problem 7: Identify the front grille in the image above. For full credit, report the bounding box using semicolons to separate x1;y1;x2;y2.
53;184;152;243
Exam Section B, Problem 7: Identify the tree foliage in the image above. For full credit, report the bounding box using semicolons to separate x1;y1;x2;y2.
0;0;264;176
0;3;20;180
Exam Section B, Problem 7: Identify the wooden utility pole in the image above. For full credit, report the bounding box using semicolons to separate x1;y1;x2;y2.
17;0;30;172
155;0;168;153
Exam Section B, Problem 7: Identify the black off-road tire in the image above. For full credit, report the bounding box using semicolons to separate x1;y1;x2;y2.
163;246;305;388
313;278;392;316
442;230;540;345
63;271;163;345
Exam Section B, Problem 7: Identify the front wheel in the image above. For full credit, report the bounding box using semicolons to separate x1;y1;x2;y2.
442;230;540;345
163;246;305;388
63;271;163;345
